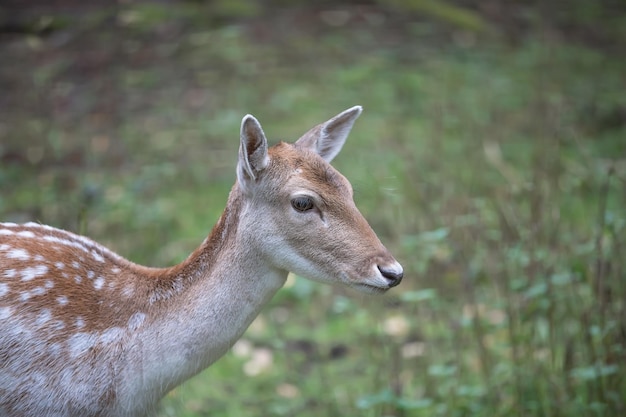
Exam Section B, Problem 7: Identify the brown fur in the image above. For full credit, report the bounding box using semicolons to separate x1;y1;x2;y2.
0;106;402;416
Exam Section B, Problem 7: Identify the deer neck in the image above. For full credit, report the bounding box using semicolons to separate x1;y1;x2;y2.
128;184;288;399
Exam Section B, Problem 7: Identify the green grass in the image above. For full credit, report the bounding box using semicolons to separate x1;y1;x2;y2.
1;3;624;416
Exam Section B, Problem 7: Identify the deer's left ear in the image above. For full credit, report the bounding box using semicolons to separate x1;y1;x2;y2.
238;114;269;193
295;105;362;163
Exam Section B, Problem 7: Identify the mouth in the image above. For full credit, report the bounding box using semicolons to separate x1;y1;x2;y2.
338;270;392;294
352;282;389;295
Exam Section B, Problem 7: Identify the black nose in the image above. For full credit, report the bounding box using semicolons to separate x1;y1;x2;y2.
378;264;403;288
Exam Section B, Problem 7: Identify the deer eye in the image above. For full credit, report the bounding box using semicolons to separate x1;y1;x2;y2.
291;196;314;212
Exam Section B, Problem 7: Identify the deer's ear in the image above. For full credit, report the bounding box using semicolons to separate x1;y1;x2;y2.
238;114;269;193
295;105;362;163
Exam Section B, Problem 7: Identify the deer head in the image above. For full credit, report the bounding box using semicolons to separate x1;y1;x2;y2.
236;105;403;292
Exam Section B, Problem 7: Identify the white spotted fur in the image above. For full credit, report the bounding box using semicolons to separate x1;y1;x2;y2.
0;107;403;416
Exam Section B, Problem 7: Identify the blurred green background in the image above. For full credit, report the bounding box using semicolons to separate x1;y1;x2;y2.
1;0;625;416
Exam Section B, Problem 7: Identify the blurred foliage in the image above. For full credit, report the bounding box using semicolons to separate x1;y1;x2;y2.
0;1;625;416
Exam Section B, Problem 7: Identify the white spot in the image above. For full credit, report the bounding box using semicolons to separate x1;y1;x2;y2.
74;275;82;284
87;271;95;279
44;280;54;289
7;248;30;261
68;332;97;357
94;277;105;290
16;230;35;238
0;306;12;319
34;254;45;262
49;342;63;356
28;371;47;386
75;233;123;261
0;244;10;250
31;372;46;387
31;287;46;296
61;272;68;278
0;222;18;227
60;368;73;387
20;265;48;281
72;261;81;269
75;317;85;329
92;251;105;263
0;283;9;297
50;320;65;330
43;235;90;256
20;291;32;301
122;285;134;298
111;267;121;274
3;269;16;278
0;229;14;236
23;222;43;228
55;262;65;269
36;309;52;326
127;312;146;331
57;295;68;306
100;327;123;344
8;322;32;339
40;229;123;263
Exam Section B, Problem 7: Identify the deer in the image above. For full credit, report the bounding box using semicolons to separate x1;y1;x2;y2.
0;106;403;417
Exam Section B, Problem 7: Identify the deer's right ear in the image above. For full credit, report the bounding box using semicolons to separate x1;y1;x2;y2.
238;114;269;193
